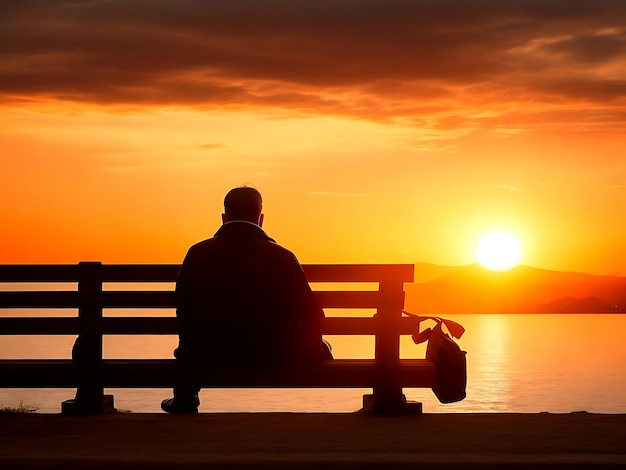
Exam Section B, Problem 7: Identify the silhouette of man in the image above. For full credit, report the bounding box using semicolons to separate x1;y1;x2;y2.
162;186;331;413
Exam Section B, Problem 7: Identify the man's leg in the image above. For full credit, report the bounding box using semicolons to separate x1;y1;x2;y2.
162;350;200;414
161;384;200;414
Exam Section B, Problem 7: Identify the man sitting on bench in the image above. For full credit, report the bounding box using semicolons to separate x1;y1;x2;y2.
162;186;332;413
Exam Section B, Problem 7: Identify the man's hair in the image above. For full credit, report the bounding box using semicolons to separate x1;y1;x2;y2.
224;186;263;222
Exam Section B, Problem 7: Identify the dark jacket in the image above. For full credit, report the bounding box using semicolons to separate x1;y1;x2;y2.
175;221;325;372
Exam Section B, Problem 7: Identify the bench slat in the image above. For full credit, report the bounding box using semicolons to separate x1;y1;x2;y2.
0;265;79;282
0;359;436;388
0;291;79;308
0;317;421;336
0;317;80;335
99;291;383;309
0;264;414;283
100;264;179;282
101;291;176;308
99;264;415;283
0;290;388;310
315;291;382;308
303;264;414;282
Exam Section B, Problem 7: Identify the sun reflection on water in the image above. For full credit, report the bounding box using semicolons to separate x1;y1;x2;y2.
470;314;512;411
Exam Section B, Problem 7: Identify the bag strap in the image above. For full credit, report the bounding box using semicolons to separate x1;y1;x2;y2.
402;310;466;340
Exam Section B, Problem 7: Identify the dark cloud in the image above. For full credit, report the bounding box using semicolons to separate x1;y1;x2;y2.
535;78;626;103
543;32;626;64
1;0;625;125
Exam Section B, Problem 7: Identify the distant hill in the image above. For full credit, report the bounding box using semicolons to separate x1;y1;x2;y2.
404;263;626;314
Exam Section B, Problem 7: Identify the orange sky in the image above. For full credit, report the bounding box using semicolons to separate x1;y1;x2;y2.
1;1;626;275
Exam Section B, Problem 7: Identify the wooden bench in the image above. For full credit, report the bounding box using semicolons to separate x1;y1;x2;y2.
0;262;436;414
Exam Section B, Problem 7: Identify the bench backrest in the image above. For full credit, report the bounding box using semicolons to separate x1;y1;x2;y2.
0;262;415;367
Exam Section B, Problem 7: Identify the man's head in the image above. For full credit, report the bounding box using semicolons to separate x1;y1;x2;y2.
222;186;264;225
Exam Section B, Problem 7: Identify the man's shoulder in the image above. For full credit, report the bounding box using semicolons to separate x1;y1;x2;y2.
186;232;296;257
187;237;218;252
264;240;300;260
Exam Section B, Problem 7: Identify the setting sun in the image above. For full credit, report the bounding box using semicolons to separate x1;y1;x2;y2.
476;232;522;271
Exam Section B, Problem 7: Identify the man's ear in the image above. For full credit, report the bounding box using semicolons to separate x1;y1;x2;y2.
222;213;228;224
258;214;264;227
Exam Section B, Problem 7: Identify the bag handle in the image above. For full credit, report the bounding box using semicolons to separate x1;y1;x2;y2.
402;310;466;342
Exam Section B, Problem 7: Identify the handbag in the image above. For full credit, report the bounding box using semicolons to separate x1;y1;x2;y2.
403;311;467;403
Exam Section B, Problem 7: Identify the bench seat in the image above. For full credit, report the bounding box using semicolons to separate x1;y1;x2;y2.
0;359;436;388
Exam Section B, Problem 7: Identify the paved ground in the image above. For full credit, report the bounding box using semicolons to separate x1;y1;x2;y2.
1;412;626;469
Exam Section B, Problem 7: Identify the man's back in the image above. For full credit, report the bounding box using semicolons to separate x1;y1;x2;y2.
176;220;324;371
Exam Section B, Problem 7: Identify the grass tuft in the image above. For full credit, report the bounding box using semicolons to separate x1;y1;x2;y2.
0;401;39;415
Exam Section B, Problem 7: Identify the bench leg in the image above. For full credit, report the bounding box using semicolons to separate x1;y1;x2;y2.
363;386;423;415
62;384;115;415
62;394;115;415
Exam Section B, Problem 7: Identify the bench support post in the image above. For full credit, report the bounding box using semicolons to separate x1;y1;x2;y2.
363;391;423;415
363;277;422;414
62;262;114;414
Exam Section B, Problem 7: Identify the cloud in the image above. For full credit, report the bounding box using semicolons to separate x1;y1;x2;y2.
200;143;224;150
310;191;363;198
542;30;626;64
1;0;625;131
496;183;522;191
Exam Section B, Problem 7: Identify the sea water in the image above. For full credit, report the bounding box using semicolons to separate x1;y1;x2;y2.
1;314;625;414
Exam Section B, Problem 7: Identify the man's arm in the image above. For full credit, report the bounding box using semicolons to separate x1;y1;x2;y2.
287;253;328;362
174;247;195;358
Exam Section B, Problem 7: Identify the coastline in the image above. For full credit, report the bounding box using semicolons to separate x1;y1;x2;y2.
2;412;625;469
